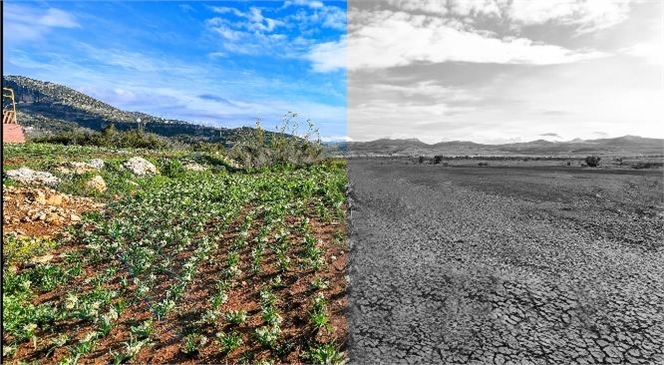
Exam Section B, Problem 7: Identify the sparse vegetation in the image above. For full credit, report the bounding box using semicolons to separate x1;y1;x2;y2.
230;112;323;169
31;125;175;150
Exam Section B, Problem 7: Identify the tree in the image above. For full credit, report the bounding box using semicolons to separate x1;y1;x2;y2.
585;155;601;167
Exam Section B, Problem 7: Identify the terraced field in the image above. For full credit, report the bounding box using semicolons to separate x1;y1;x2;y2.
347;159;664;364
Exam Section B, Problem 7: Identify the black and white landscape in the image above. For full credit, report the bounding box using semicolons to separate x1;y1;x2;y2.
346;0;664;364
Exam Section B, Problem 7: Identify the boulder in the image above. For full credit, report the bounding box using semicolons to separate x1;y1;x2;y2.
56;160;104;175
6;167;60;186
86;175;107;193
122;157;158;176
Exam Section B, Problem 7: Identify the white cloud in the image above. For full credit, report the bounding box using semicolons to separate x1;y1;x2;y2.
348;11;607;70
509;0;632;34
209;6;246;17
3;5;80;41
283;0;325;10
306;36;346;72
370;81;481;103
381;0;634;35
38;8;81;28
386;0;449;16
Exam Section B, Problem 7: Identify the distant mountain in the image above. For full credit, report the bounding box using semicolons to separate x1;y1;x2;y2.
2;75;264;145
347;136;664;157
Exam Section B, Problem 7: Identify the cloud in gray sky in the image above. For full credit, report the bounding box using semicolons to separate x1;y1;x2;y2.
348;0;663;143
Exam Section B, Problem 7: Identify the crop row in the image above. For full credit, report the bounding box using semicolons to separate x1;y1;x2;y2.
3;161;347;364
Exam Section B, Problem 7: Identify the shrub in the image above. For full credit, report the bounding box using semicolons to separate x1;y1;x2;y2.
32;126;173;150
585;155;601;167
433;155;443;165
158;158;186;178
230;112;323;169
192;142;225;154
418;156;425;164
633;162;663;169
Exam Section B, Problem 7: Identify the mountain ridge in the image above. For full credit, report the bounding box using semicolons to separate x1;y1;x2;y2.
342;135;664;157
2;75;262;145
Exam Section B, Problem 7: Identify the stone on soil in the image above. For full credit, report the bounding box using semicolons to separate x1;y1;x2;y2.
6;167;60;186
86;175;107;192
122;157;158;176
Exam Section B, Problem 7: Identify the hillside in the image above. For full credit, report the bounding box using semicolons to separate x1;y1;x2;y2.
345;136;664;157
2;75;261;145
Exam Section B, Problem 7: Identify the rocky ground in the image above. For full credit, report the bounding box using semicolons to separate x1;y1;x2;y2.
2;185;104;239
346;160;664;364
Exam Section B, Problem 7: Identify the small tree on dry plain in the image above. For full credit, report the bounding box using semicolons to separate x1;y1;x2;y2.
585;155;601;167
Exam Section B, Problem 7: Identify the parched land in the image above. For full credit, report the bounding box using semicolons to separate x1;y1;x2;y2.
347;159;663;364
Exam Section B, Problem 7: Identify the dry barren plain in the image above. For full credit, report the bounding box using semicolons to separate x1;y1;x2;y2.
347;159;663;364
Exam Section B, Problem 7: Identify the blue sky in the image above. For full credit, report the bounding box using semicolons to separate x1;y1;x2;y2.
3;1;347;141
348;0;663;144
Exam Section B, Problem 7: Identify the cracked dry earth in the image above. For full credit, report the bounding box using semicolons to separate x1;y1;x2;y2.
346;160;664;365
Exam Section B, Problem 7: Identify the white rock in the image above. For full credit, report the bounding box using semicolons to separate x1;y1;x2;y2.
87;159;105;169
122;157;158;176
6;167;60;186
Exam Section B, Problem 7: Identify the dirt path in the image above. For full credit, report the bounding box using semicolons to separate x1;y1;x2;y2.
346;160;664;364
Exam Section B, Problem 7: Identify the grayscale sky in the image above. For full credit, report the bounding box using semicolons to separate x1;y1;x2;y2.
347;0;663;144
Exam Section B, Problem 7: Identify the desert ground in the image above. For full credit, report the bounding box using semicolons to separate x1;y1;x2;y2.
346;159;663;364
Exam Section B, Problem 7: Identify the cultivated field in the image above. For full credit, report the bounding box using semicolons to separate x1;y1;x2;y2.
347;159;663;364
3;143;348;364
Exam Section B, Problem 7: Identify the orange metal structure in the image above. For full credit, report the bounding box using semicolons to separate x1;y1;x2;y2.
2;87;26;143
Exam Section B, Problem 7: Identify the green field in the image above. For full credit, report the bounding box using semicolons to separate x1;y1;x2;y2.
3;143;348;364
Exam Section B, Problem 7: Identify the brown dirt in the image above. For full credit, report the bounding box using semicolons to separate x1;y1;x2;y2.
4;201;348;364
2;185;105;239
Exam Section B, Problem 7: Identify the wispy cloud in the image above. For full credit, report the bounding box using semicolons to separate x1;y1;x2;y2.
509;0;633;35
205;2;346;69
4;4;80;41
306;36;346;73
384;0;634;35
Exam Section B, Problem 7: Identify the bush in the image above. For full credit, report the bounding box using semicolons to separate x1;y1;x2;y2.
633;162;663;169
32;125;173;150
585;156;601;167
230;112;323;169
192;142;225;154
433;155;443;165
158;158;187;178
